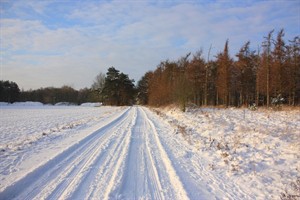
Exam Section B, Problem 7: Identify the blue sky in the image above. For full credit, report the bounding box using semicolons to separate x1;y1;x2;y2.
1;0;299;90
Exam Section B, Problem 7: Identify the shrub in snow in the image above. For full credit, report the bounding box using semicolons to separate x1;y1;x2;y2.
280;177;300;200
271;94;285;110
248;103;257;111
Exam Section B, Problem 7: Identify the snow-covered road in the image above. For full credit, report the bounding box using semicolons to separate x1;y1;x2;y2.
2;105;291;199
0;106;192;200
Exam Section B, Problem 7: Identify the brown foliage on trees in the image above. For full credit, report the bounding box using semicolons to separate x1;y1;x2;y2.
137;29;300;109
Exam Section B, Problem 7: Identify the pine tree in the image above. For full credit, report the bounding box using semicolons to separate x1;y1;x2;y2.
0;80;20;103
102;67;135;106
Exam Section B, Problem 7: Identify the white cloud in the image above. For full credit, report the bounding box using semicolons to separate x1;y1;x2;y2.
1;0;299;89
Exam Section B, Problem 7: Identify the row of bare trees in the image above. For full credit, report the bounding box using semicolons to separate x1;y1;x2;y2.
137;29;300;110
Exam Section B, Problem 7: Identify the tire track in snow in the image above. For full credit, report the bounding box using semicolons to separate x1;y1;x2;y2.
55;108;132;198
143;115;165;200
0;107;132;200
101;108;137;200
80;106;136;200
141;107;189;200
48;107;136;200
111;107;189;200
110;107;165;200
0;106;191;200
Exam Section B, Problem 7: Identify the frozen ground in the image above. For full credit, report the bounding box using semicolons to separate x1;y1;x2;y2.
0;104;299;199
153;105;300;199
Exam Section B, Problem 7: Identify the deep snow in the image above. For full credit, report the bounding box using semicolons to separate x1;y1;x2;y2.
0;104;299;199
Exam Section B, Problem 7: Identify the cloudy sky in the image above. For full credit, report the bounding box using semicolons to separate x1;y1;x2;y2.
1;0;299;90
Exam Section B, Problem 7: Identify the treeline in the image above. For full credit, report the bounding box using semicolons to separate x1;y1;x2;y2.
137;29;300;110
1;67;135;106
0;80;101;104
2;29;299;108
20;86;100;105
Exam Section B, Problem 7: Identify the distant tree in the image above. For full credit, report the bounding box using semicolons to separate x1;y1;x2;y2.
148;65;163;106
187;50;206;105
91;72;106;102
174;53;191;111
204;45;213;106
102;67;120;105
60;85;78;103
148;61;176;106
77;88;90;104
137;71;153;105
216;40;232;107
0;80;20;103
272;29;286;97
119;72;135;105
102;67;135;106
260;30;274;107
235;41;258;106
286;36;300;105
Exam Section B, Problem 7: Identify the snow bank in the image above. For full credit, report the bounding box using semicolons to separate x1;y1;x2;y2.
54;102;77;106
0;101;44;106
13;101;44;106
0;102;10;106
80;102;102;107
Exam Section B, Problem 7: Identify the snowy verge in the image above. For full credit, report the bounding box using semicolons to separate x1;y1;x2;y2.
151;105;300;199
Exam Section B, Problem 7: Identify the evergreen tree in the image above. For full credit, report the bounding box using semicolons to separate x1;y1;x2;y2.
102;67;135;106
0;80;20;103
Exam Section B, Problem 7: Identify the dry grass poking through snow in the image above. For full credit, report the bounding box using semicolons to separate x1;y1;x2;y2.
152;105;300;199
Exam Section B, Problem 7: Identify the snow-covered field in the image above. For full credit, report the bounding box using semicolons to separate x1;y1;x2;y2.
0;103;299;199
153;105;300;199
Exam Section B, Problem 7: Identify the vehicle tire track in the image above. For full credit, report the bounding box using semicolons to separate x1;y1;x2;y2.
111;107;189;200
0;107;131;200
141;107;189;200
0;106;192;200
46;107;136;200
87;107;137;200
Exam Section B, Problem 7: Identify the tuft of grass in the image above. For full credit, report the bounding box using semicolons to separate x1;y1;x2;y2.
280;177;300;200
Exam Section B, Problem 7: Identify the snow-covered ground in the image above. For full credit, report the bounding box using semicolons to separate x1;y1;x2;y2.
153;105;300;199
0;104;126;196
0;104;299;199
